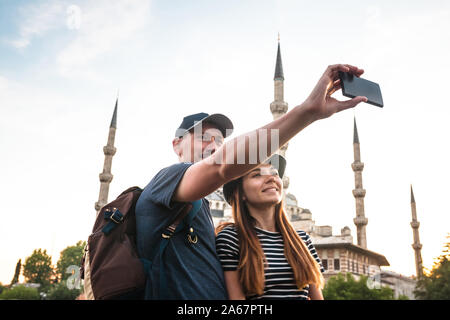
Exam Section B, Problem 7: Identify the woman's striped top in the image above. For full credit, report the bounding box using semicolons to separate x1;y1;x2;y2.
216;225;325;300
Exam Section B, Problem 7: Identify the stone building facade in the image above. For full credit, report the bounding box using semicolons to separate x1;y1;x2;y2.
380;270;417;299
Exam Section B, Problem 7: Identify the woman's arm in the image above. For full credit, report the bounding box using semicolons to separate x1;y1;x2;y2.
223;271;246;300
308;284;324;300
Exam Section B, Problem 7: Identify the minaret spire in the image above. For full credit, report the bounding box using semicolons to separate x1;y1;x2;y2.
274;39;284;81
410;184;416;203
353;116;359;144
110;96;118;129
95;97;118;214
352;117;368;248
410;185;424;279
270;37;289;193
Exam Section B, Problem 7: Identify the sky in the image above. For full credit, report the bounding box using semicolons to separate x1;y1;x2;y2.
1;0;449;285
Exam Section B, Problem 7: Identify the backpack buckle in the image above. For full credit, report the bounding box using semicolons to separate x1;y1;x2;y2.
187;227;198;244
109;208;124;224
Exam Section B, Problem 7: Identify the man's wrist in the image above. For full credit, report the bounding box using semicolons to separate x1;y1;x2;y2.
294;101;319;126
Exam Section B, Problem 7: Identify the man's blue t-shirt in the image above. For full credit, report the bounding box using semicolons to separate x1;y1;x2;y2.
135;162;227;299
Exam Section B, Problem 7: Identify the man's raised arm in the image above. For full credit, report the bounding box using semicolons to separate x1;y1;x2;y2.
173;64;368;203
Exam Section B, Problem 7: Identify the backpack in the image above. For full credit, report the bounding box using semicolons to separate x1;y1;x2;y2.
80;186;203;300
80;186;146;300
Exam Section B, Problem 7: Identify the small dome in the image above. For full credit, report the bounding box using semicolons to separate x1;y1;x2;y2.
286;193;297;201
341;226;351;236
285;193;298;206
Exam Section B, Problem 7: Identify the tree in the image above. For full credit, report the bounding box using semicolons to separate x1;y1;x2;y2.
22;249;54;291
323;272;396;300
414;234;450;300
56;241;86;283
10;259;21;285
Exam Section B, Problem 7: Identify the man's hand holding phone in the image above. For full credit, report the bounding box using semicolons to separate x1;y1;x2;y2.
303;64;368;122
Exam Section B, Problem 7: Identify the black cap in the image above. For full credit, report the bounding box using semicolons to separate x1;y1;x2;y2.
222;154;287;204
175;112;234;138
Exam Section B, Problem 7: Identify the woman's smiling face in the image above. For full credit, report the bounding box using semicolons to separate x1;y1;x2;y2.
241;164;283;207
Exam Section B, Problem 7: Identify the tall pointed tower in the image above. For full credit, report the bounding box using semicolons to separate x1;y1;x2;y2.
352;117;368;248
269;36;289;192
410;185;424;279
95;97;118;214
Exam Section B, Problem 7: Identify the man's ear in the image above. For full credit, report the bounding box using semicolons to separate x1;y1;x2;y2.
172;137;183;159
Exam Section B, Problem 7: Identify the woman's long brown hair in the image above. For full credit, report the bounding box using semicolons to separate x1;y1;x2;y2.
216;179;324;296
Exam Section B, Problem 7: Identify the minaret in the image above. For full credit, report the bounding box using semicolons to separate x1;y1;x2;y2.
269;35;290;192
352;117;368;248
95;97;118;214
410;185;424;279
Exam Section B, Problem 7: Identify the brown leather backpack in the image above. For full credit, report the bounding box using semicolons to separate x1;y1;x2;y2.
80;186;146;300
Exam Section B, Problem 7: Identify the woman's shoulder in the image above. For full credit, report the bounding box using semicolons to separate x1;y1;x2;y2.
216;223;238;238
216;223;240;252
295;229;311;240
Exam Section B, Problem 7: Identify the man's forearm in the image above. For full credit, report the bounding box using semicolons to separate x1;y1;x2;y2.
215;101;316;181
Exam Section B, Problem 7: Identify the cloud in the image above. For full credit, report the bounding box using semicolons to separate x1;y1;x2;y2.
56;0;152;79
10;1;65;49
7;0;151;80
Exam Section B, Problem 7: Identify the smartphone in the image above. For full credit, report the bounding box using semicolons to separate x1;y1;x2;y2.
338;71;384;108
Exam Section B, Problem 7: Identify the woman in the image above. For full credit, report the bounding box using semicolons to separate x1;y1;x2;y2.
216;154;325;300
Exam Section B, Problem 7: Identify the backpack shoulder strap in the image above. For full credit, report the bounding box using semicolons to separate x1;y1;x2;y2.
158;199;202;298
141;199;202;299
162;199;202;239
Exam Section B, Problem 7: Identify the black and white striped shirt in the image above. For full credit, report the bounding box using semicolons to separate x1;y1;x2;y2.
216;225;325;300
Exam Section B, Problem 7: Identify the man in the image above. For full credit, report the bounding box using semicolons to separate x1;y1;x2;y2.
136;112;233;300
136;64;368;299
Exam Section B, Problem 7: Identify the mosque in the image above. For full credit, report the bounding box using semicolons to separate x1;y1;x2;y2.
94;41;423;300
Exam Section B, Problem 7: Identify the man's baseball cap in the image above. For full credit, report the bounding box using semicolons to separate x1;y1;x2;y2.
222;154;287;204
175;112;234;138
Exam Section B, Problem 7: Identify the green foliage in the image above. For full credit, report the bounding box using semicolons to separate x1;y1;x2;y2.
22;249;54;292
323;272;395;300
414;235;450;300
56;240;86;282
46;282;82;300
0;285;40;300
